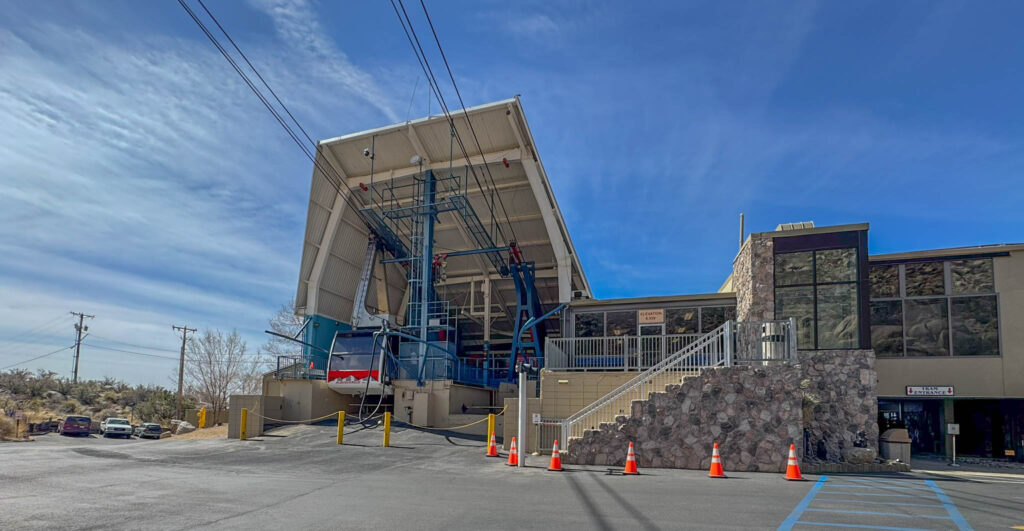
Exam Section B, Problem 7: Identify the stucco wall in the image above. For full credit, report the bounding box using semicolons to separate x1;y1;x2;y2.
539;370;638;419
875;251;1024;399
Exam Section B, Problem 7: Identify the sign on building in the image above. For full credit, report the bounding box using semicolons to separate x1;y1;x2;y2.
531;413;542;425
947;423;960;435
906;386;954;396
638;309;664;324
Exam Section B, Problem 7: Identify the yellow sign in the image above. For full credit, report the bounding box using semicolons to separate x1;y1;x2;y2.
638;309;664;324
1006;449;1016;456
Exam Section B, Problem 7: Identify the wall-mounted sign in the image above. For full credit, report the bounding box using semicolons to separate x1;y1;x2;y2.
906;386;954;396
947;423;960;435
531;413;542;425
638;309;665;324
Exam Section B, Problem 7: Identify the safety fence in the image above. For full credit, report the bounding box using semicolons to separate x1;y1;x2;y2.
544;334;702;371
275;355;327;380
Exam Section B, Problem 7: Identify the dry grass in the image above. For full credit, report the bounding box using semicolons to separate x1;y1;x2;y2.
0;417;16;440
163;424;228;441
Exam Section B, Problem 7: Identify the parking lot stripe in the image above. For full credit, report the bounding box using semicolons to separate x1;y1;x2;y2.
844;478;934;490
804;508;951;520
824;484;931;491
811;499;944;509
794;522;935;530
924;480;972;531
816;492;929;498
778;475;828;531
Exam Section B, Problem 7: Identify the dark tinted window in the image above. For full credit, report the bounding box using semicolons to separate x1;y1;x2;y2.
665;308;698;334
905;299;949;356
870;301;903;357
870;265;899;299
574;312;603;338
951;259;994;294
905;262;944;297
605;311;637;336
700;306;736;333
951;296;999;356
775;252;813;286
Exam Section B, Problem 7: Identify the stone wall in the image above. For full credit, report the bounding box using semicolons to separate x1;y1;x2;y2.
733;234;774;322
564;364;804;472
799;350;878;464
563;349;879;471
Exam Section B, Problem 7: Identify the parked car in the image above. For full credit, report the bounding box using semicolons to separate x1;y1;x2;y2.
100;417;133;438
134;423;162;439
57;416;92;437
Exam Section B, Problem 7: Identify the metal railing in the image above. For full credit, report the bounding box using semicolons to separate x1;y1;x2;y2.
560;319;797;441
545;334;702;371
275;356;327;380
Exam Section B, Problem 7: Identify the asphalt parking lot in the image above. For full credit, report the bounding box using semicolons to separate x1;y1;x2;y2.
2;422;1023;530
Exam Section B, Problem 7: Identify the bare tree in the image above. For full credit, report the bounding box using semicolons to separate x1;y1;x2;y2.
184;329;267;424
259;299;305;362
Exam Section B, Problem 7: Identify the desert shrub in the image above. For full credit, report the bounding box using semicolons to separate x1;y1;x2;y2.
0;417;15;439
60;399;82;414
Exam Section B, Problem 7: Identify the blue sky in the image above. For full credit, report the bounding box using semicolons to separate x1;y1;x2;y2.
1;0;1021;385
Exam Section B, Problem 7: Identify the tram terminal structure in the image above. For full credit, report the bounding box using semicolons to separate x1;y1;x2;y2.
237;96;1023;468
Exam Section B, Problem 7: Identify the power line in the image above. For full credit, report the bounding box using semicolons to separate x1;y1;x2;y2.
0;345;75;371
176;0;380;254
390;0;519;247
416;0;519;245
0;315;69;354
81;342;271;365
86;334;181;354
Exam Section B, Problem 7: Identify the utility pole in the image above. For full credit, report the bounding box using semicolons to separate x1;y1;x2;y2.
172;325;197;421
70;312;94;384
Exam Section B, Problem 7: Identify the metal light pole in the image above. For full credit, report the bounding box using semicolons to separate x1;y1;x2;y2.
517;358;528;468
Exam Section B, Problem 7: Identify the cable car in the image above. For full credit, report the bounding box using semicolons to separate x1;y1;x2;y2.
326;330;396;396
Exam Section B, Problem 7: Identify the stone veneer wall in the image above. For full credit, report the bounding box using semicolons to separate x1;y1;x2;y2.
563;349;878;471
799;350;879;464
733;233;774;322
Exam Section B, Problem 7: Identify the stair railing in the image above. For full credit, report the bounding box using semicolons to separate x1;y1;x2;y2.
562;321;732;440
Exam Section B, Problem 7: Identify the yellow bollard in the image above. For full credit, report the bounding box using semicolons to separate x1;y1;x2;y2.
487;413;495;443
383;412;391;447
337;411;345;445
198;407;207;429
240;408;247;441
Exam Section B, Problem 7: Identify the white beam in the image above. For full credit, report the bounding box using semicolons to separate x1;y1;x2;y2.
345;148;521;187
508;107;573;303
406;124;431;166
306;192;350;315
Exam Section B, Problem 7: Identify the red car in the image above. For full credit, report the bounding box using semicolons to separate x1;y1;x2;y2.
57;416;92;437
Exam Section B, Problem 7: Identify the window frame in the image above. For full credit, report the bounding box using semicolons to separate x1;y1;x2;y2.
868;258;1000;358
774;247;862;350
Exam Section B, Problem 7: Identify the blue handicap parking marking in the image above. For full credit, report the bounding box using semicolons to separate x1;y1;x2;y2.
778;476;973;531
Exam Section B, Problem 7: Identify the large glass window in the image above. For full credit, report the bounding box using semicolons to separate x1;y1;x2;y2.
700;306;737;333
574;312;603;338
951;296;999;356
870;300;903;357
605;311;637;336
870;265;899;299
869;258;999;357
951;259;994;294
905;262;944;296
665;308;698;334
905;299;949;357
774;247;861;349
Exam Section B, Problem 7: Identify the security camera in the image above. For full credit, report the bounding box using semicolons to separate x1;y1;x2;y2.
363;148;371;157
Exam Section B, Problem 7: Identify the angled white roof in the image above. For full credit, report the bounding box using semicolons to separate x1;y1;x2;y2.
296;97;590;338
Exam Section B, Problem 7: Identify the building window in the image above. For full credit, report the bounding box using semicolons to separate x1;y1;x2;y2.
605;311;637;336
869;258;999;357
700;306;737;333
665;308;698;334
774;248;860;349
574;312;603;338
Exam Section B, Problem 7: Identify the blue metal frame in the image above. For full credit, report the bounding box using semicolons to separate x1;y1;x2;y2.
507;261;565;381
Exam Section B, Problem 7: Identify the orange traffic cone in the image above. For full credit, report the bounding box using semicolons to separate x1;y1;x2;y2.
623;441;639;475
486;432;499;457
548;440;563;471
708;442;727;478
506;437;519;466
309;360;314;370
784;444;805;481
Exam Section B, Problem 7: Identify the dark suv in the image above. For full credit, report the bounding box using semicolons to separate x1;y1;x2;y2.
57;416;92;437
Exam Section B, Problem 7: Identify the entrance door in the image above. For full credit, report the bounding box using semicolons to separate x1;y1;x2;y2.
638;324;665;369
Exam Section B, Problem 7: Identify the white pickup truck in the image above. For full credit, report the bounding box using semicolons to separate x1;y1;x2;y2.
100;417;133;438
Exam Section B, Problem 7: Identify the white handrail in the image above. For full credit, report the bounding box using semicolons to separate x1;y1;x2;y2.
562;322;731;440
